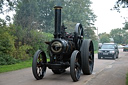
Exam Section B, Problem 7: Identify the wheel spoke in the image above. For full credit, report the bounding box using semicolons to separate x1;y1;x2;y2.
32;50;47;80
70;50;81;82
37;62;41;67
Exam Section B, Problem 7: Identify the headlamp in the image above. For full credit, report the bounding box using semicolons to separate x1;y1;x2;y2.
51;41;63;53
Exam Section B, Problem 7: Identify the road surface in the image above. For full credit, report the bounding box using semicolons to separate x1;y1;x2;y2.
0;49;128;85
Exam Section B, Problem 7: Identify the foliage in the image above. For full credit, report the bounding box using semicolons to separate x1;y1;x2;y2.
0;23;17;65
14;0;39;30
0;29;15;56
93;40;98;51
14;0;96;34
0;0;18;13
0;54;18;65
110;28;127;44
29;30;53;56
99;32;110;43
123;22;128;30
113;0;128;12
126;73;128;85
13;45;32;60
0;0;97;66
84;27;97;40
62;0;96;27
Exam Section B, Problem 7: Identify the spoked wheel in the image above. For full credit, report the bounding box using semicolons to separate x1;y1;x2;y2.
80;39;94;75
52;69;65;74
70;50;81;82
32;50;47;80
74;23;84;50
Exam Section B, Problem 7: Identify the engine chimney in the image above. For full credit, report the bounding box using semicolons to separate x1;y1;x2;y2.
54;6;62;38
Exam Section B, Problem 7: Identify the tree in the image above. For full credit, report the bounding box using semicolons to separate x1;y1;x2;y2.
0;20;17;65
113;0;128;11
0;0;19;22
99;32;110;43
110;28;126;44
13;0;97;43
84;27;97;40
117;0;128;5
62;0;96;33
123;22;128;30
14;0;96;32
0;0;17;13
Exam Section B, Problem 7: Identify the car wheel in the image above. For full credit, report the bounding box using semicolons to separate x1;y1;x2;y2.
113;55;116;60
116;54;118;59
98;55;101;59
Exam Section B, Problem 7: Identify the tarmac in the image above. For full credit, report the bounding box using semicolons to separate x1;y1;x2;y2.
86;51;128;85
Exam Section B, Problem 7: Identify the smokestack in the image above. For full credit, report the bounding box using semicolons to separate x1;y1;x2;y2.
54;6;62;38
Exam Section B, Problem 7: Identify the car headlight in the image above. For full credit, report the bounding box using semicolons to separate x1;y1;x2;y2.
110;51;115;53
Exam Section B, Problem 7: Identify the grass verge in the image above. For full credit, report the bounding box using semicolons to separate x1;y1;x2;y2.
0;58;50;73
126;73;128;85
94;51;98;54
0;59;32;73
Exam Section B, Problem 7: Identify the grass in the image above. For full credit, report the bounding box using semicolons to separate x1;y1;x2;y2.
0;59;32;73
0;58;50;73
126;73;128;85
94;51;98;54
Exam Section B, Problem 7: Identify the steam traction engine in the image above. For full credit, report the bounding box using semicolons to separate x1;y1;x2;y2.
32;6;94;82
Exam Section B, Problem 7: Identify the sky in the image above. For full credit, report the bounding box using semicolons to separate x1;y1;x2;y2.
0;0;128;34
91;0;128;34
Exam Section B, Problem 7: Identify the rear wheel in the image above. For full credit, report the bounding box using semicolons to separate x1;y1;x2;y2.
70;50;81;82
32;50;47;80
80;39;94;75
74;23;84;50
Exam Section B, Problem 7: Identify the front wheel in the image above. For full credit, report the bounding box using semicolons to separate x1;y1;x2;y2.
113;54;116;60
32;50;47;80
70;50;81;82
98;55;101;59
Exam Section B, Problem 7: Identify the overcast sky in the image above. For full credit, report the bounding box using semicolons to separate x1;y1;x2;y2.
1;0;128;34
91;0;128;34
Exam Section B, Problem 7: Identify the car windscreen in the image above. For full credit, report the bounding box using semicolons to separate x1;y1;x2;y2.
101;44;115;49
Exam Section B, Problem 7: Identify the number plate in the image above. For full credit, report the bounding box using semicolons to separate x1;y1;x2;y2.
103;53;108;55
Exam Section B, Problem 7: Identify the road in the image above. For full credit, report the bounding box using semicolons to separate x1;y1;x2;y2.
0;49;128;85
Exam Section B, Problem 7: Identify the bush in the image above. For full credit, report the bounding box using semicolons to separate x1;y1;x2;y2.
29;30;53;57
0;54;18;65
13;45;32;60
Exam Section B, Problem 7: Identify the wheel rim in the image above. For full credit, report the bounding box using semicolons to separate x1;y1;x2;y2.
88;42;94;72
36;53;46;78
32;50;47;80
75;23;84;50
70;50;81;82
75;58;81;79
